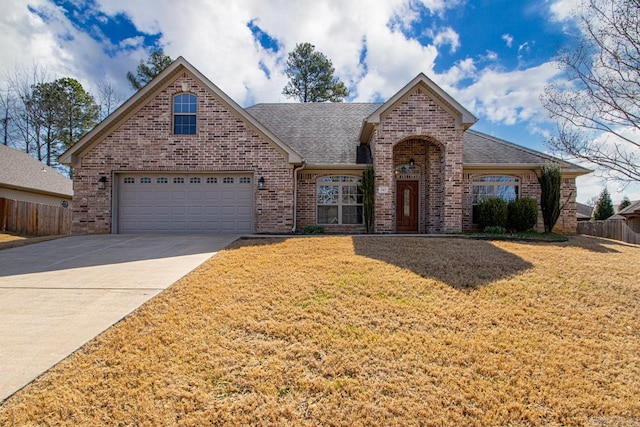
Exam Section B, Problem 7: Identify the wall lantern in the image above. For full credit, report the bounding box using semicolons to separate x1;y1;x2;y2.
258;176;265;190
98;176;107;190
409;158;415;167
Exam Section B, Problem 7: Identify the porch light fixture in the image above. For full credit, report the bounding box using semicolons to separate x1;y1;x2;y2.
98;176;107;190
409;158;415;167
258;176;265;190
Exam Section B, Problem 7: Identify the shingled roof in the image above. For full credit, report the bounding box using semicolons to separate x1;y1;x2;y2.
246;102;589;173
463;130;588;172
0;144;73;198
246;103;379;165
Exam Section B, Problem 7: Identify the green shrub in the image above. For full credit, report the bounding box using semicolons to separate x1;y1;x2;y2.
302;225;324;234
477;197;508;228
483;225;506;234
507;197;538;231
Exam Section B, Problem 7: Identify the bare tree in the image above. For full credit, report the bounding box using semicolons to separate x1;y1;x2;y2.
95;80;124;120
6;63;50;156
541;0;640;183
0;85;17;146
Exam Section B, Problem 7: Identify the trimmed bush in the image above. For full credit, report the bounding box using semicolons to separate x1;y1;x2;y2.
477;197;508;229
484;226;506;234
301;225;324;234
507;197;538;231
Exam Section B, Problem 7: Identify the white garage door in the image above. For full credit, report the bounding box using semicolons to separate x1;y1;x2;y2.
117;173;253;233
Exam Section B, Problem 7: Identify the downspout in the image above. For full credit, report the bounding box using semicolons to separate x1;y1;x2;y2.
292;160;307;233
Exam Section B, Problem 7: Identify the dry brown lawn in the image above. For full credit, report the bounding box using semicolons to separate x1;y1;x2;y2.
1;236;639;426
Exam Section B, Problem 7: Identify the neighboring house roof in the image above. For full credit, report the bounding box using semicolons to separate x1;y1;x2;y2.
246;103;379;166
59;56;303;166
618;200;640;218
0;144;73;198
462;131;589;174
576;202;594;220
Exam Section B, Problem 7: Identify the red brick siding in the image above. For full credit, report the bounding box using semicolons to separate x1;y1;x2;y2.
371;87;464;233
72;74;293;234
296;170;366;234
462;170;579;233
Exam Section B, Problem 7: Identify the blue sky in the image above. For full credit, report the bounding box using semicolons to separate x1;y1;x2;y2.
1;0;637;203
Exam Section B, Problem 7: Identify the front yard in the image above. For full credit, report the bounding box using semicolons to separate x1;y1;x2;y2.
0;236;638;426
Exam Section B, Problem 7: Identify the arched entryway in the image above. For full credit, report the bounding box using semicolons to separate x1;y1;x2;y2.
393;137;445;233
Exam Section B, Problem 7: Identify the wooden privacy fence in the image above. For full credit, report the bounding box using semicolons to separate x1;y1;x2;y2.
0;198;72;236
577;219;640;245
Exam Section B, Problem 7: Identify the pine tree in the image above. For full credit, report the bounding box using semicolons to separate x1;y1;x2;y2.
618;196;631;211
126;49;173;91
282;43;349;102
593;189;615;220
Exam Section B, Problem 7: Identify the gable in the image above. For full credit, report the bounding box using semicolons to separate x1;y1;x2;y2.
59;57;302;167
359;73;477;143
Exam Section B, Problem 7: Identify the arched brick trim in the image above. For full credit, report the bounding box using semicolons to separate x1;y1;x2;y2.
371;86;464;233
392;137;446;233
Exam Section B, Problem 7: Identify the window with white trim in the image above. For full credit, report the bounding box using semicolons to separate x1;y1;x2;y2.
173;94;196;135
317;176;363;225
472;175;520;222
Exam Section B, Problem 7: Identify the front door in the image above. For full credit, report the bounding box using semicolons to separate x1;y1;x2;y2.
396;181;418;232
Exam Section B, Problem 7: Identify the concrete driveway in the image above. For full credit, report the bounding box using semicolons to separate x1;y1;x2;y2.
0;234;239;403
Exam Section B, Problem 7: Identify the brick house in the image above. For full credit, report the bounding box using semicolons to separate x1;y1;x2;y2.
60;57;589;235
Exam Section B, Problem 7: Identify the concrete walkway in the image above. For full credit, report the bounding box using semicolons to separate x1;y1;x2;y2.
0;234;239;403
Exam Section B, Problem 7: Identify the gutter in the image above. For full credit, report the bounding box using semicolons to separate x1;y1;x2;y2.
291;161;307;233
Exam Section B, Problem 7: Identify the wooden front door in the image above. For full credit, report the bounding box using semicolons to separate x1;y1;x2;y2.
396;181;418;232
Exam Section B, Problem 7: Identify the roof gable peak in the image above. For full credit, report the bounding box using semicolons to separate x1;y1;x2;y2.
60;56;302;166
359;73;477;143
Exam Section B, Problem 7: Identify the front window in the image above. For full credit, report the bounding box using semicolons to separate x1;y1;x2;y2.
472;175;520;222
317;176;363;225
173;94;196;135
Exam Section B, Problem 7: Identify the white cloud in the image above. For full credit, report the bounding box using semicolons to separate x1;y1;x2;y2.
484;50;498;61
454;62;562;125
518;41;531;55
549;0;580;22
428;27;460;53
501;33;513;48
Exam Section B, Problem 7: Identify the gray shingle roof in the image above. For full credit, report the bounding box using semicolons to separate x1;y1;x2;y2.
245;103;589;172
618;200;640;217
246;103;380;164
0;144;73;197
576;202;593;219
462;130;587;171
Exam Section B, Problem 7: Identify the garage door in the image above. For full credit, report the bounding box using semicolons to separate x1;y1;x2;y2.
117;173;253;233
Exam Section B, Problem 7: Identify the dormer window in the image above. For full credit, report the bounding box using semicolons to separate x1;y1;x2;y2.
173;93;196;135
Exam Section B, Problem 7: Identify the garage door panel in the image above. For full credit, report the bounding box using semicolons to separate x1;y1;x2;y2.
118;173;253;233
171;206;186;215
